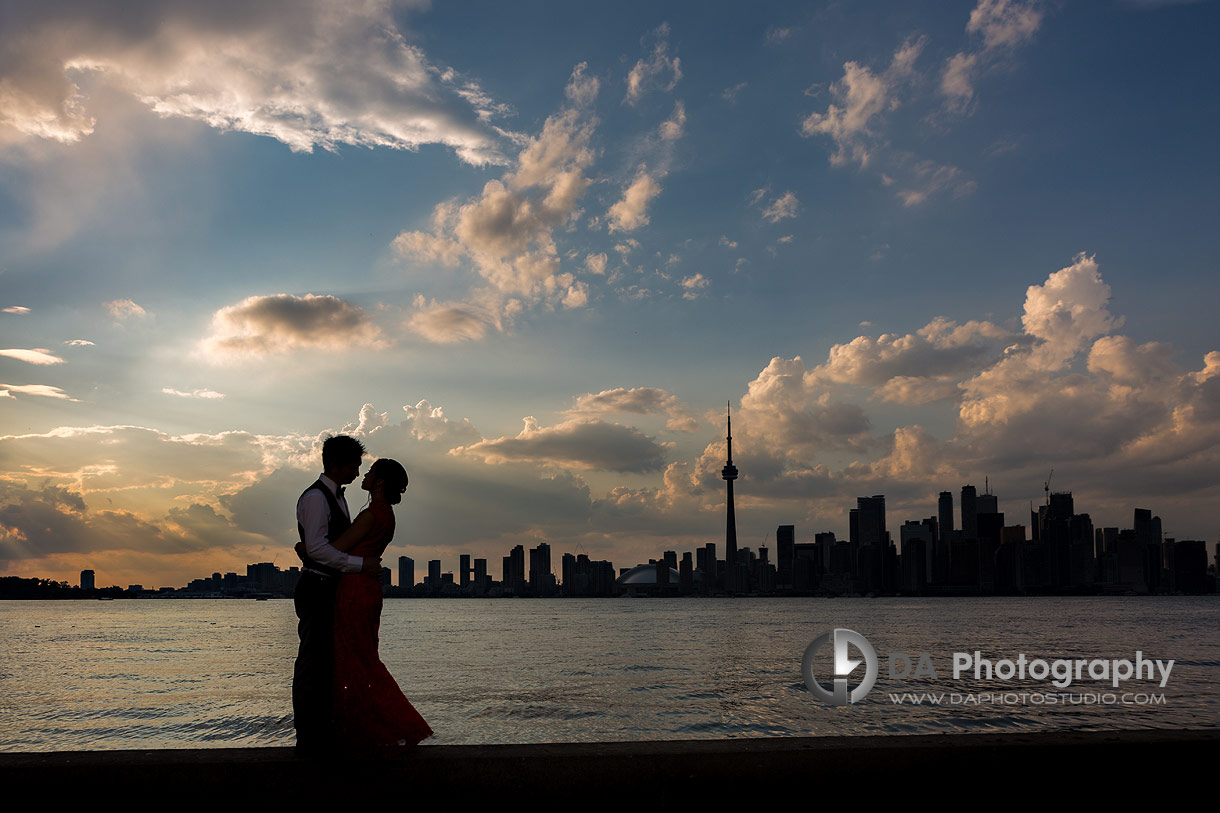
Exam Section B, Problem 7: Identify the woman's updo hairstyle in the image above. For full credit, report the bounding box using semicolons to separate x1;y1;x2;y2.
371;458;409;505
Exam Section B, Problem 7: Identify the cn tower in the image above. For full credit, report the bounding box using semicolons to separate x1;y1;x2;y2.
722;402;738;592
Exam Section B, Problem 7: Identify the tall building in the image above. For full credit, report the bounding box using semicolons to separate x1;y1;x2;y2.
459;554;471;588
855;495;888;592
721;403;740;592
427;559;441;587
938;491;954;538
397;556;414;590
530;542;552;593
80;569;95;590
961;485;978;540
776;525;794;589
509;544;526;594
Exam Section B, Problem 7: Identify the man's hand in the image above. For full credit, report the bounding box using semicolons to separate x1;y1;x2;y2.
360;556;382;577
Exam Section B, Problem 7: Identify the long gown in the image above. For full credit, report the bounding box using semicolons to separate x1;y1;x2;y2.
331;500;433;750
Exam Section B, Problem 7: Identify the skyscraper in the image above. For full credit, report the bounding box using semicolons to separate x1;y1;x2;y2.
722;403;739;592
961;484;978;539
398;556;414;590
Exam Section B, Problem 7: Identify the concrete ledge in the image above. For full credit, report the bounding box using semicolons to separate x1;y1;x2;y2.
5;730;1217;804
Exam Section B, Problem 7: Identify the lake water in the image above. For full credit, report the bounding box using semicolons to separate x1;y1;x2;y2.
2;596;1217;752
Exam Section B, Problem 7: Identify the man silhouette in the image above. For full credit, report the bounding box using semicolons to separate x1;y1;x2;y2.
293;434;381;756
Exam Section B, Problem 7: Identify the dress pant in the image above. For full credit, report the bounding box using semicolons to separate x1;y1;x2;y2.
293;570;339;751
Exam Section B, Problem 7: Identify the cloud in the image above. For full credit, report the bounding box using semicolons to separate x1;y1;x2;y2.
394;64;598;326
659;101;686;140
766;26;794;44
897;161;977;206
760;191;800;222
801;37;925;167
807;316;1020;397
624;24;682;105
3;307;30;315
161;388;225;399
0;348;64;365
680;273;709;301
0;383;77;400
585;253;608;275
567;387;699;432
201;293;384;359
722;82;748;103
406;297;497;344
1020;253;1122;369
104;298;147;320
607;167;662;232
0;0;507;165
64;339;94;346
718;236;738;249
454;417;669;473
942;0;1044;112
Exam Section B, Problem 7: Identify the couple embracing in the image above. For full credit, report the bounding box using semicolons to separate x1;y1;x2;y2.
292;434;432;756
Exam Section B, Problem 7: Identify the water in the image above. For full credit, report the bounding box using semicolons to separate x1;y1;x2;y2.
1;596;1217;752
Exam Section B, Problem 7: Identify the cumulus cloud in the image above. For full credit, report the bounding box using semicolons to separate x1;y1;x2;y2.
0;383;77;400
801;36;925;167
0;0;507;164
201;293;384;359
624;24;682;105
3;307;30;314
104;298;147;320
0;348;64;365
567;387;699;432
394;64;599;328
454;417;668;473
64;339;94;346
942;0;1044;112
808;316;1020;395
607;167;662;232
687;252;1220;536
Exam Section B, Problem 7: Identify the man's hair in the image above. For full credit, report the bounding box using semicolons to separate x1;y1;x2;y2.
321;435;366;469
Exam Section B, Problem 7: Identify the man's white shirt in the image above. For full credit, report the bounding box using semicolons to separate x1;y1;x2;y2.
297;474;362;574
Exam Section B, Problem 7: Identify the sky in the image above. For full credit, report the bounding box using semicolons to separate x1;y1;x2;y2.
1;0;1218;588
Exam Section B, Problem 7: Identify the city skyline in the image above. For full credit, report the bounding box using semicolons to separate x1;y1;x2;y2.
21;481;1212;595
2;1;1219;587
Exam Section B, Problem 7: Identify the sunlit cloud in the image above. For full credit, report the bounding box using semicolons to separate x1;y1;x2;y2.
0;0;508;165
104;298;147;320
567;387;699;432
607;167;662;232
0;348;64;365
394;64;599;327
201;293;385;359
455;417;669;473
161;388;225;399
0;383;77;401
942;0;1044;113
624;24;682;105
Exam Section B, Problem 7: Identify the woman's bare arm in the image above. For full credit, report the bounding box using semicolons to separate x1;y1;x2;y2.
330;508;376;553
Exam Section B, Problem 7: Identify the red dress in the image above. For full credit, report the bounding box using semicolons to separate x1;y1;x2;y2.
332;501;432;750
